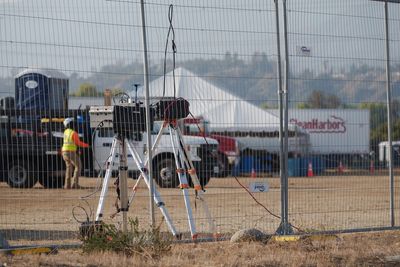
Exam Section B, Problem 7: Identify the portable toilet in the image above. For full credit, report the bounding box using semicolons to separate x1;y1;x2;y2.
15;68;69;111
0;96;15;110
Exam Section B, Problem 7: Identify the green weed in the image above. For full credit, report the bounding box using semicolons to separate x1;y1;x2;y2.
82;218;172;259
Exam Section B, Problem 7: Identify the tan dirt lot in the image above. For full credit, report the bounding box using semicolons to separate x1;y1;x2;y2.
1;173;400;244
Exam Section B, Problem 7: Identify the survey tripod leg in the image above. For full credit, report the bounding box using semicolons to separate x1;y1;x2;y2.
174;127;217;235
127;123;165;206
96;137;119;221
174;127;202;189
125;139;179;238
168;126;197;239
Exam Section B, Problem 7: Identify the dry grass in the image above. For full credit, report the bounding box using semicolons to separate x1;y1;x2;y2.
2;230;400;267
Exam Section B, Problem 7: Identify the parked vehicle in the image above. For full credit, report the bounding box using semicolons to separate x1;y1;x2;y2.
207;121;310;174
0;113;66;188
178;117;240;177
0;107;220;189
92;120;219;188
378;141;400;167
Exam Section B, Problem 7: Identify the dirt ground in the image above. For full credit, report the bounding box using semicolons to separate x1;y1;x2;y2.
2;230;400;266
1;173;400;244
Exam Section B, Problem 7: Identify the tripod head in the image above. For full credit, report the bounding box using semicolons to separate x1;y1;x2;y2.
154;97;189;121
89;102;154;141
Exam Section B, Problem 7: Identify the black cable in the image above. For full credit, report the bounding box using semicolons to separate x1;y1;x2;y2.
72;199;92;224
79;119;113;200
112;92;131;104
91;119;114;172
233;177;280;220
163;4;177;98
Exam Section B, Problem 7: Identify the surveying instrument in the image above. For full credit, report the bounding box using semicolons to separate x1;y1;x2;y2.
88;98;216;239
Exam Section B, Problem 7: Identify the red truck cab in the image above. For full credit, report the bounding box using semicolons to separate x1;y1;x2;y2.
179;117;240;177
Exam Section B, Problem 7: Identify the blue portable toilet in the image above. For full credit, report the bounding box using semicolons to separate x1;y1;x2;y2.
288;158;301;177
15;68;69;111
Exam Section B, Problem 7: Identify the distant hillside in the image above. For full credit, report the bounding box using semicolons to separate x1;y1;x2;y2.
1;54;399;105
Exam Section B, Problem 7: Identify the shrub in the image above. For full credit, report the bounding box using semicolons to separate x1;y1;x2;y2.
82;218;171;259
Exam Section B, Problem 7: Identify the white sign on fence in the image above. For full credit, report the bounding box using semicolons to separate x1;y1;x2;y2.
296;46;312;57
249;182;269;193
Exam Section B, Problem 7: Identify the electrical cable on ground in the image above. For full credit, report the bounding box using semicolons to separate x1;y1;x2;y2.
72;199;93;224
73;92;130;218
233;176;280;220
234;175;303;233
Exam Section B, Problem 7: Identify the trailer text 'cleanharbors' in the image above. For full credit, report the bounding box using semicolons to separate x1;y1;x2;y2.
290;116;346;133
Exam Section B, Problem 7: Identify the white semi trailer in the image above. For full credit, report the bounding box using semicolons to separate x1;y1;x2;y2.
270;109;371;168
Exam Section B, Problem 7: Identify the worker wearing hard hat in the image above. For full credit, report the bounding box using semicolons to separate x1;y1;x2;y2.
62;118;89;189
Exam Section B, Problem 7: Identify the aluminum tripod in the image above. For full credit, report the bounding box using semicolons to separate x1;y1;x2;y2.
128;120;216;239
95;120;216;239
95;133;179;237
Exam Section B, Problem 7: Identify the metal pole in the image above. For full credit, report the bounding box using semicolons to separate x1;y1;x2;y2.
274;0;286;233
139;0;155;227
119;138;129;232
383;0;395;227
282;0;292;234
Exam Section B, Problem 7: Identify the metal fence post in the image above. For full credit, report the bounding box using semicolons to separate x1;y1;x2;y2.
372;0;397;227
139;0;156;228
275;0;293;235
282;0;293;235
383;0;395;227
274;0;285;234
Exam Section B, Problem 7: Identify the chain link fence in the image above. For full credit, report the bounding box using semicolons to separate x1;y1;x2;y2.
0;0;399;245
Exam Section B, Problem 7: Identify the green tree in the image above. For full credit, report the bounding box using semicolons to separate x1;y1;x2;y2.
110;88;125;96
297;102;311;109
73;83;100;97
297;90;341;109
360;100;400;153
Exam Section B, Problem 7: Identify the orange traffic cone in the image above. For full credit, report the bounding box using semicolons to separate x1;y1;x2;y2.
370;160;375;174
307;161;314;177
251;168;257;178
338;161;344;174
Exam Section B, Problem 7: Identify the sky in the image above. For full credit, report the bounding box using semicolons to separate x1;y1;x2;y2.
0;0;399;79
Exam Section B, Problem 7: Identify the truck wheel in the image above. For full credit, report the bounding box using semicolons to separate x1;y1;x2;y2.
39;176;65;189
195;170;211;187
216;153;230;178
153;158;179;188
7;162;37;188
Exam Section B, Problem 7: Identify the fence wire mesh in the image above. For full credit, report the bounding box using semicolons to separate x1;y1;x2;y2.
0;0;399;245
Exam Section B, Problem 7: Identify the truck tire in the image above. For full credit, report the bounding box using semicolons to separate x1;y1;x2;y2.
153;158;179;188
194;168;212;188
7;161;37;188
216;153;230;178
39;176;65;189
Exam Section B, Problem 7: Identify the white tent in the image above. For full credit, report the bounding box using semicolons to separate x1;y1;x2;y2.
134;67;296;132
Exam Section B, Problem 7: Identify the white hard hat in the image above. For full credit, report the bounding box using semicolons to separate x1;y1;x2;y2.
63;117;74;127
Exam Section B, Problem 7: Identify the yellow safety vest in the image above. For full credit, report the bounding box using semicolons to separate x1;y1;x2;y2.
62;128;77;152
